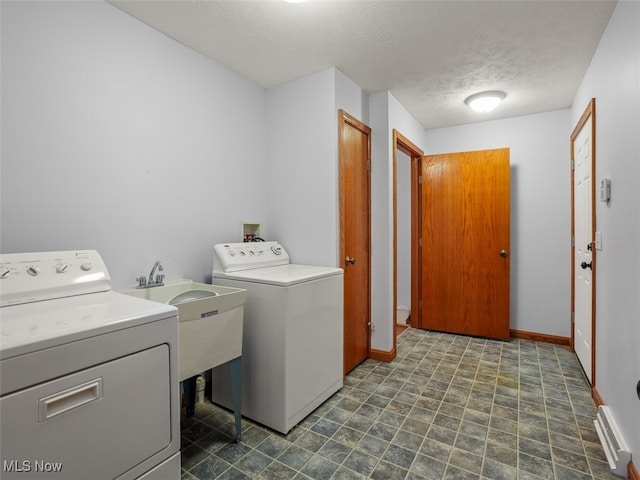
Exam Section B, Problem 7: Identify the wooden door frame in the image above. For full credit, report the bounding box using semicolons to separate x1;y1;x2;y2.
392;130;424;352
339;109;372;370
570;98;597;388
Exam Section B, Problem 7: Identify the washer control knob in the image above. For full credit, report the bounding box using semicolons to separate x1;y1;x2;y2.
0;267;11;279
80;261;93;271
27;265;40;276
56;263;69;274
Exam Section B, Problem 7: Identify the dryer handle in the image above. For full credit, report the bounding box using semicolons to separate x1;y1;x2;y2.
38;378;103;422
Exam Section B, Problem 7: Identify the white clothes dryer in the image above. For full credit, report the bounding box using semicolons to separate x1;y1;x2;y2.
212;242;343;434
0;251;180;480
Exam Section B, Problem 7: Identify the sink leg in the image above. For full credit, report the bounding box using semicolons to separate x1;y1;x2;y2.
182;376;197;418
229;357;242;443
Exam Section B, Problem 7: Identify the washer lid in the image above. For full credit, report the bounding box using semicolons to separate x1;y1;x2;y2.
0;291;176;360
213;264;343;287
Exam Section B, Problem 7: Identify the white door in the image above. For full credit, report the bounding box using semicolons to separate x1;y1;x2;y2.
573;115;593;384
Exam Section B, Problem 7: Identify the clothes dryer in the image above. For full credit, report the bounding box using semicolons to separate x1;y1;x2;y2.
0;250;180;479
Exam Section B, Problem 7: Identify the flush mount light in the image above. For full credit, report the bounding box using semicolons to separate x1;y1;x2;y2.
464;91;506;113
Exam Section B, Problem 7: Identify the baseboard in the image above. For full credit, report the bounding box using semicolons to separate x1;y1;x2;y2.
592;390;636;480
510;329;571;346
369;346;396;362
592;386;605;407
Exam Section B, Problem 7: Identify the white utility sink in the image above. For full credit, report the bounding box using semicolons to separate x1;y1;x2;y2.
124;279;246;381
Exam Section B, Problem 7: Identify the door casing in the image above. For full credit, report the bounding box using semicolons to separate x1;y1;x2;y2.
392;130;424;353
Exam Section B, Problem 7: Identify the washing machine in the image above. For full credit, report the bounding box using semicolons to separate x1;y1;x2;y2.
0;250;180;479
212;241;343;434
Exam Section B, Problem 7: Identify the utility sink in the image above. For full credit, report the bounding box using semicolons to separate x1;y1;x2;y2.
124;279;247;382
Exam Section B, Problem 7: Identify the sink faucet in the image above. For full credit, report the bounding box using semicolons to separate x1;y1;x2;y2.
137;261;165;288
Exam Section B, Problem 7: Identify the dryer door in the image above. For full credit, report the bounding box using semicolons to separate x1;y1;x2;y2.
1;345;171;479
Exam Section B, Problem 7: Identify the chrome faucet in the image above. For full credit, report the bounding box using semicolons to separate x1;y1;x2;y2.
137;261;165;288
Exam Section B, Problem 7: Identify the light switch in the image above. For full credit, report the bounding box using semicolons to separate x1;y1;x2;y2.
595;231;603;251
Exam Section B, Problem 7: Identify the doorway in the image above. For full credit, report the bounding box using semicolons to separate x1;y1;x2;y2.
571;98;597;386
392;131;424;345
339;110;371;376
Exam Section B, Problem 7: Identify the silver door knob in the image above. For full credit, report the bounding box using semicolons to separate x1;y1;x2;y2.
345;256;356;265
499;250;509;257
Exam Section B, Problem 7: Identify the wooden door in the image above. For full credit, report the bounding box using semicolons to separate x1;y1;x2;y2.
419;148;510;339
571;99;596;385
339;110;371;375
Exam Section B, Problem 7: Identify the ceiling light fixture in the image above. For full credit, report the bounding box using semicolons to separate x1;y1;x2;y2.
464;91;506;113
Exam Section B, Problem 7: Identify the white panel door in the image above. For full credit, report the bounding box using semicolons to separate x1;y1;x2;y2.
573;116;593;384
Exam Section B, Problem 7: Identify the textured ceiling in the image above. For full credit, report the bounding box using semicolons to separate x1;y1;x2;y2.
110;0;616;129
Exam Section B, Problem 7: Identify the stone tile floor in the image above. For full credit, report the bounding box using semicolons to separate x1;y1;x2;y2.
181;328;619;479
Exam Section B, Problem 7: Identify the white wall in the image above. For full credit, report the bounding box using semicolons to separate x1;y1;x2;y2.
424;110;572;337
369;92;392;350
571;0;640;457
265;68;336;266
0;1;268;289
396;150;411;313
369;91;428;352
265;67;366;267
335;69;369;129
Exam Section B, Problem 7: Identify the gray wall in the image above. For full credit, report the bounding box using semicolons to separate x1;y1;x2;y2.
396;150;412;314
1;0;268;289
369;91;428;351
265;68;368;267
571;0;640;457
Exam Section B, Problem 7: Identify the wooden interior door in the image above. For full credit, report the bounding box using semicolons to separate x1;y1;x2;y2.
419;148;510;339
339;110;371;375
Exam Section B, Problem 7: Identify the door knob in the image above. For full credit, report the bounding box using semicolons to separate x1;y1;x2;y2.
580;261;592;270
499;250;509;257
345;256;356;265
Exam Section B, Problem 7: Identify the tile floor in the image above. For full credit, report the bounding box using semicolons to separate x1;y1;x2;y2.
180;328;619;480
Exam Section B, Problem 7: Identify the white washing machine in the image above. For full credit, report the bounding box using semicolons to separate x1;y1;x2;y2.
212;242;343;434
0;251;180;480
